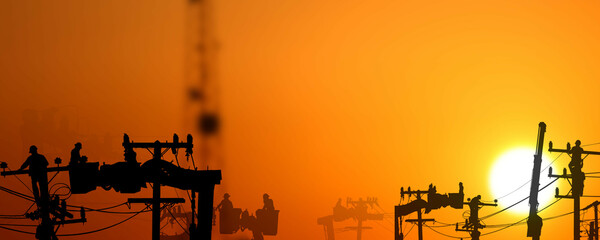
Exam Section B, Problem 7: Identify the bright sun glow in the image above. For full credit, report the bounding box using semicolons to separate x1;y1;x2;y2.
489;148;557;215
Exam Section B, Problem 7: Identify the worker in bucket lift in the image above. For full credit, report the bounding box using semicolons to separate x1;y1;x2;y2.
19;145;49;204
216;193;233;212
214;193;233;225
69;142;82;165
263;193;274;211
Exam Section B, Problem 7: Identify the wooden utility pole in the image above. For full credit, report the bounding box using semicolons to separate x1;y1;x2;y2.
1;162;85;240
584;201;599;240
548;140;600;240
122;138;191;240
402;189;434;240
455;196;497;240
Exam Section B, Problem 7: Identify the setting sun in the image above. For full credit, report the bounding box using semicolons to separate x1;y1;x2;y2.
489;148;557;215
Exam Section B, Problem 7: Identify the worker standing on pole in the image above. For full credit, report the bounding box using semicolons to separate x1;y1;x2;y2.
570;140;585;196
468;195;481;228
19;145;49;204
20;145;53;240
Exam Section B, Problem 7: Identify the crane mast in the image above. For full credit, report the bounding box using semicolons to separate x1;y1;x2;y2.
527;122;546;240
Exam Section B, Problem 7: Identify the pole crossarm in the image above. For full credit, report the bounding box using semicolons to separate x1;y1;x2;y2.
406;219;435;223
56;218;87;225
464;202;498;207
584;201;600;211
1;166;69;176
125;142;192;149
548;142;600;155
128;198;185;204
548;168;572;179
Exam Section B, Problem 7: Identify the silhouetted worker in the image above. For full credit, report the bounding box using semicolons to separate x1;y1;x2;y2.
468;195;482;228
570;140;585;196
570;140;584;171
124;148;137;164
262;193;274;211
19;145;49;204
333;198;349;221
216;193;234;212
428;184;437;194
69;142;82;165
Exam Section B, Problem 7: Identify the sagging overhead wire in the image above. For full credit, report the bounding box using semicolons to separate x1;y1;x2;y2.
0;205;162;237
480;178;558;220
67;202;152;214
166;206;190;236
0;185;34;202
6;167;33;194
423;224;466;239
478;189;570;236
495;152;563;200
57;206;150;237
423;189;572;239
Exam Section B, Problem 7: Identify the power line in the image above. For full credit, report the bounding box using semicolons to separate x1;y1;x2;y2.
57;206;149;237
0;225;36;235
67;202;151;214
479;189;569;236
166;206;190;235
495;152;563;200
0;185;35;202
6;167;33;194
0;223;37;227
424;191;572;239
583;142;600;147
404;222;416;238
481;178;558;220
423;224;466;239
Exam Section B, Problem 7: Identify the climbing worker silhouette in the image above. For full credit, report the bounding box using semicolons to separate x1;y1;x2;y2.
262;193;274;211
19;145;49;204
570;140;585;196
570;140;584;171
69;142;82;165
468;195;482;228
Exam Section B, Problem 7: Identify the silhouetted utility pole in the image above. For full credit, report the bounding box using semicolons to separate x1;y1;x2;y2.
1;160;85;240
528;122;546;240
584;201;599;240
549;140;600;240
124;138;191;240
402;189;434;240
395;184;464;240
346;198;383;240
455;196;497;240
317;197;383;240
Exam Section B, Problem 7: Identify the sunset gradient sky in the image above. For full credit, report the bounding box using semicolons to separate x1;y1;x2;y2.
2;1;600;240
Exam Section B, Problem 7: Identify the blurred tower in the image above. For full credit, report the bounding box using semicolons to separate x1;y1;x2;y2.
185;0;222;170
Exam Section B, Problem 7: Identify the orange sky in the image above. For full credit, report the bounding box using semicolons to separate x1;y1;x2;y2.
2;1;600;240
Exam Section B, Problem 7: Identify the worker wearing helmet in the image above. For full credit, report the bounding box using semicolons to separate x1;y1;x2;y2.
263;193;274;211
70;142;82;165
216;193;233;211
19;145;49;204
569;140;585;196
